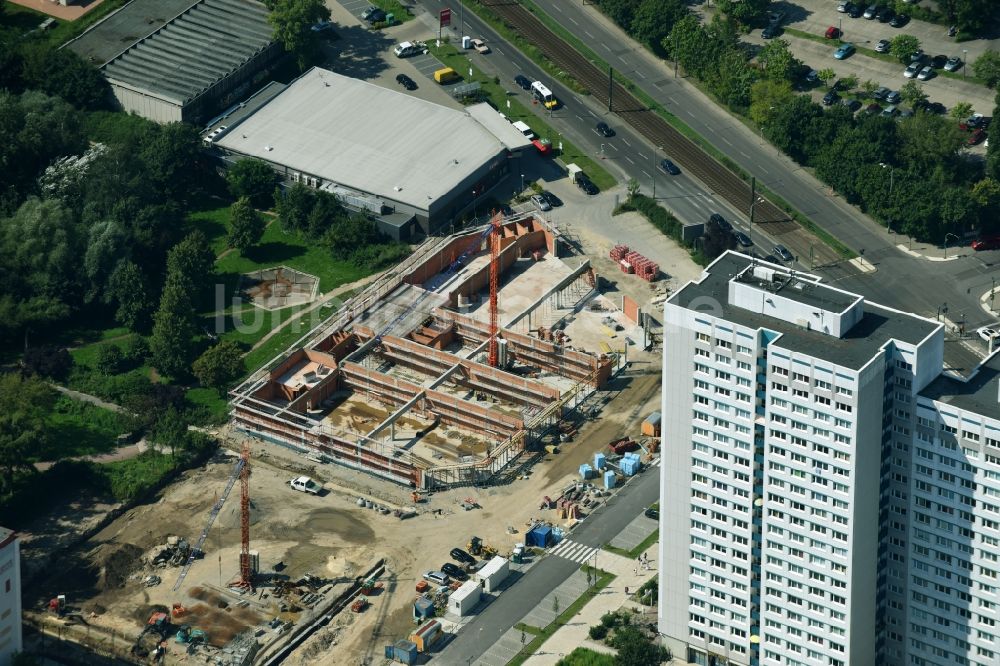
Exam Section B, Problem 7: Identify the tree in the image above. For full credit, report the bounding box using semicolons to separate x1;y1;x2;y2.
860;79;878;100
973;50;1000;88
139;122;203;201
326;214;385;261
890;35;920;64
0;196;84;302
0;373;55;489
96;344;125;375
749;79;794;128
611;626;662;666
838;75;858;91
83;218;126;302
626;178;640;200
226;159;279;208
227;197;266;252
265;0;331;67
950;102;974;121
715;0;769;24
629;0;687;53
108;261;154;332
22;345;72;381
817;68;836;89
276;182;314;234
149;275;197;378
166;231;216;304
18;45;109;110
757;39;799;82
192;340;245;393
899;80;928;107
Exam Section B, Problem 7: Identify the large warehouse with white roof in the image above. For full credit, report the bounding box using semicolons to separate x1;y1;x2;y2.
211;67;532;238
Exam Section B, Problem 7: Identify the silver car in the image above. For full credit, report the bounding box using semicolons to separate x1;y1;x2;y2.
944;56;962;72
875;39;891;53
916;66;934;81
530;194;551;212
904;62;921;78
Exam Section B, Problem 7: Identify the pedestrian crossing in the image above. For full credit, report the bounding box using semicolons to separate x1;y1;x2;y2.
549;539;600;564
649;457;661;467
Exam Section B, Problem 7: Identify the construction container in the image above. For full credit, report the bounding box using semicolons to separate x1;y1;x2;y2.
579;463;593;480
409;619;443;652
385;640;419;664
603;470;616;489
475;556;510;593
526;525;553;548
413;596;434;620
449;580;482;617
594;452;606;470
642;412;662;437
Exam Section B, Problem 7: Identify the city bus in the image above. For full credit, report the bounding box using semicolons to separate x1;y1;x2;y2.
530;81;559;110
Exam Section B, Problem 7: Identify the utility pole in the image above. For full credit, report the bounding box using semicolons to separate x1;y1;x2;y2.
608;66;613;113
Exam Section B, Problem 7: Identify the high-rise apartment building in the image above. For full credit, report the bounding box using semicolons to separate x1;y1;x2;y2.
0;527;21;663
656;250;1000;666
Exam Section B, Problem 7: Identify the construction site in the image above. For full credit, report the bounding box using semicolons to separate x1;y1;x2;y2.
19;207;683;665
230;212;647;490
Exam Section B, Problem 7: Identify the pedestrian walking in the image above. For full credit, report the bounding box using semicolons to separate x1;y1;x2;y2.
625;586;629;595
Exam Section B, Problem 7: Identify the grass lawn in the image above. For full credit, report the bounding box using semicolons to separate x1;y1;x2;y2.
604;529;658;560
69;331;137;366
186;198;234;257
426;42;617;192
184;387;230;424
41;396;130;461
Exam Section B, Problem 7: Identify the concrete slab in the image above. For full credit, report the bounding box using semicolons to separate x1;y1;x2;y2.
520;569;589;628
608;512;657;552
475;626;528;666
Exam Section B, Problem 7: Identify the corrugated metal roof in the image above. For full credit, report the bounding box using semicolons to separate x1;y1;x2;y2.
102;0;273;105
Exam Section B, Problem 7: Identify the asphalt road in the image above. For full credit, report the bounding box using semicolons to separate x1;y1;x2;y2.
409;0;1000;337
437;467;660;663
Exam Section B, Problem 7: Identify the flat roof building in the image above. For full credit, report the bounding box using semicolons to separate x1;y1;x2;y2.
89;0;279;123
213;68;524;237
0;528;21;662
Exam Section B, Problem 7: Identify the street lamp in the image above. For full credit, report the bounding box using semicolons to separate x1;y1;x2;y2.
880;163;894;233
937;302;948;322
963;49;968;78
520;173;524;193
944;232;959;259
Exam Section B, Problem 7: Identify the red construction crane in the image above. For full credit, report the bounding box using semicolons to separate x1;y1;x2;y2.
237;441;253;591
487;212;502;368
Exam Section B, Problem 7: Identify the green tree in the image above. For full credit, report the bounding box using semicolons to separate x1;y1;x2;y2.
139;122;203;201
626;178;640;200
950;101;974;120
276;182;314;234
83;218;126;302
227;197;266;252
972;178;1000;208
226;159;279;208
973;50;1000;88
264;0;331;67
838;75;859;91
326;214;385;261
166;231;216;303
149;275;197;378
96;344;125;375
715;0;769;24
611;626;662;666
0;196;83;301
630;0;687;53
192;340;245;394
757;39;799;82
108;260;154;332
0;373;54;489
890;34;921;64
18;44;109;110
860;79;878;100
749;79;794;128
899;80;928;107
817;68;836;89
22;345;72;381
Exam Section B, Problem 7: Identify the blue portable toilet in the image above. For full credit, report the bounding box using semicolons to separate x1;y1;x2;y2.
579;463;593;479
594;452;606;470
413;597;434;620
603;470;616;489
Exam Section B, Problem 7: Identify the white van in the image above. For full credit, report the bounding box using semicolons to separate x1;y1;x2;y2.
511;121;534;139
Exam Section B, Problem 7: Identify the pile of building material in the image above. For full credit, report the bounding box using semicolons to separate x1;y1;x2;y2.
146;536;194;568
609;244;659;281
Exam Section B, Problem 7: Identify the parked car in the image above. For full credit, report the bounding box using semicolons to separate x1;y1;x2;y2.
393;41;424;58
644;507;659;519
289;476;320;495
530;194;551;211
822;90;839;105
881;105;899;118
960;114;986;130
311;20;333;33
469;38;490;54
774;245;794;261
890;13;908;27
577;176;598;195
659;158;680;175
837;1;852;12
451;548;476;564
885;90;901;104
514;73;532;90
734;231;753;247
910;50;926;64
843;98;862;112
977;326;1000;342
972;235;1000;251
875;39;891;53
877;7;894;22
863;4;879;19
904;62;922;78
916;66;935;81
927;101;947;114
709;213;732;232
873;86;890;100
805;69;820;84
825;26;841;39
595;121;615;137
365;8;386;23
761;25;779;39
968;129;987;146
541;191;563;208
864;103;882;115
944;56;963;72
848;4;863;17
395;73;417;90
834;43;856;59
930;54;948;68
423;571;450;586
767;10;785;25
441;563;468;580
360;5;379;19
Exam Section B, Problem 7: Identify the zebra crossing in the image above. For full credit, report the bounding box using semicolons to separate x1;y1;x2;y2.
549;539;600;564
649;457;661;467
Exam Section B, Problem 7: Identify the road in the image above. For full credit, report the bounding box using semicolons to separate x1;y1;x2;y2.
403;0;1000;340
437;465;661;664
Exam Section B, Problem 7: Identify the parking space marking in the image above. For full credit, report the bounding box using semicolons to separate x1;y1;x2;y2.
585;30;595;39
568;16;578;25
622;137;632;147
608;143;619;151
720;136;732;146
642;170;651;178
618;55;628;64
635;70;645;79
625;156;635;164
576;114;584;122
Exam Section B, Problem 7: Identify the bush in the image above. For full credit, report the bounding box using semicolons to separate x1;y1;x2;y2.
125;336;150;364
96;343;124;375
588;624;609;640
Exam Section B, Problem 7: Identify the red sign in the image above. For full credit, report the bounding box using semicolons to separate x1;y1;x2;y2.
440;8;451;27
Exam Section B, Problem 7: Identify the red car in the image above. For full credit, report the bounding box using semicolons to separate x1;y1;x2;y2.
825;26;841;39
973;235;1000;251
968;129;986;146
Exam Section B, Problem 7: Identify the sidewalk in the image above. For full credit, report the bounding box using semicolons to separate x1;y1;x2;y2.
521;541;659;665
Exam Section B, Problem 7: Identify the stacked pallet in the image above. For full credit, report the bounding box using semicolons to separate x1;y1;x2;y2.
609;244;629;261
624;251;658;282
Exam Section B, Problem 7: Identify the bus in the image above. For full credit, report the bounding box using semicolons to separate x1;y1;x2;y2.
530;81;558;110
